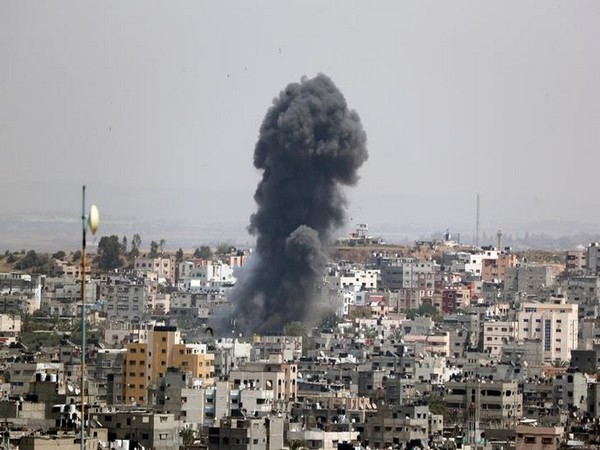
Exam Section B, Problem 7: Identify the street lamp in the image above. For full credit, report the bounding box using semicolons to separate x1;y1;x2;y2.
80;185;99;450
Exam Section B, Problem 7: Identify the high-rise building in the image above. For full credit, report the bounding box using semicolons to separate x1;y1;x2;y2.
123;325;214;405
517;299;578;362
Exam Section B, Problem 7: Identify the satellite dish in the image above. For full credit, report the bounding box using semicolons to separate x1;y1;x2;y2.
88;205;100;235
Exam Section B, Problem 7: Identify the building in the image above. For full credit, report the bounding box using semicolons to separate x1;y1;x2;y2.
100;278;152;322
177;261;235;292
481;251;517;282
380;259;438;291
515;425;563;450
566;250;587;271
445;380;522;427
482;321;518;357
208;415;284;450
134;256;176;284
123;326;214;405
229;355;297;405
517;299;578;363
441;287;471;313
403;332;450;357
504;264;559;295
363;406;442;450
587;243;600;275
90;410;179;450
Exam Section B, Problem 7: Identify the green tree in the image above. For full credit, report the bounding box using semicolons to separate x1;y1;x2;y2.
288;440;307;450
52;250;66;260
14;250;39;270
121;236;128;253
406;304;442;321
175;248;184;262
283;321;307;337
72;250;82;262
96;235;124;270
427;393;451;420
129;234;141;260
180;428;195;447
318;313;340;332
149;240;159;258
159;239;166;255
193;246;212;259
215;242;232;255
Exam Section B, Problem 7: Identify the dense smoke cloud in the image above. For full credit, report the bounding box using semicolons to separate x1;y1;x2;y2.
227;73;368;334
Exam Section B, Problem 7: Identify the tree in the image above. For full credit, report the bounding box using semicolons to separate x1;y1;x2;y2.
180;428;195;447
52;250;66;260
427;393;451;421
193;246;212;260
149;240;159;258
318;313;340;332
283;321;307;337
288;440;307;450
159;239;166;255
14;250;40;270
406;304;442;321
121;236;128;253
175;248;184;262
129;234;141;259
216;242;232;255
96;235;124;270
347;306;372;320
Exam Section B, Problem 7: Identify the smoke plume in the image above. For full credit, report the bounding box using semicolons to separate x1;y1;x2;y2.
228;73;368;334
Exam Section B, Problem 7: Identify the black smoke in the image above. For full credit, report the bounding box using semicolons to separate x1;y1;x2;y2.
228;73;368;334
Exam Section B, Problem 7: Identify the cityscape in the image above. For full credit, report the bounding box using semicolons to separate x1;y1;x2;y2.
1;222;600;450
2;2;599;450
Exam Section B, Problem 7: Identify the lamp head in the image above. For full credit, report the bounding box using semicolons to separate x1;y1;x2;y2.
88;204;100;235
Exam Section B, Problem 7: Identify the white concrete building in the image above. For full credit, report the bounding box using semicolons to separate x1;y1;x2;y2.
517;299;578;362
178;261;235;292
482;320;518;357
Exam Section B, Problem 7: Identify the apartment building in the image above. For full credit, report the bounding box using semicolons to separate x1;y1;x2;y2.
515;425;563;450
177;261;235;292
402;332;450;357
380;259;437;291
445;380;522;427
481;252;517;282
441;287;471;313
100;278;153;322
134;256;176;284
208;415;284;450
482;321;518;357
123;326;214;405
505;264;559;294
566;250;587;271
89;410;179;450
517;299;578;362
229;354;297;404
587;243;600;275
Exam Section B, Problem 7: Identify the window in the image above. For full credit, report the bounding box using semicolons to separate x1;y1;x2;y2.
524;437;536;444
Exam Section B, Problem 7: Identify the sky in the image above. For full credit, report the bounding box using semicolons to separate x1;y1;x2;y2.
1;1;599;247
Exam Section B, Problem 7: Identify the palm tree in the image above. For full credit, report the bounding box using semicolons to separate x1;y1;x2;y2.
180;428;195;448
288;439;307;450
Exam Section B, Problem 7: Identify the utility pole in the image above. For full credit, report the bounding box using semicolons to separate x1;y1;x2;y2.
475;194;480;247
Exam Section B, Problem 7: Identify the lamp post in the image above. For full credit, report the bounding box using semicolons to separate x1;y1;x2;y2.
80;185;99;450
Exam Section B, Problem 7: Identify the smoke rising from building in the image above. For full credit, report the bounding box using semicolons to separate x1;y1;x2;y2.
228;73;368;334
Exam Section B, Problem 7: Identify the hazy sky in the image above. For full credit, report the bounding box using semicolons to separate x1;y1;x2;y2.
2;1;599;241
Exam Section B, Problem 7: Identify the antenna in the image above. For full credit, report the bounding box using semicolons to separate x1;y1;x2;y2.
497;229;502;251
475;194;480;247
